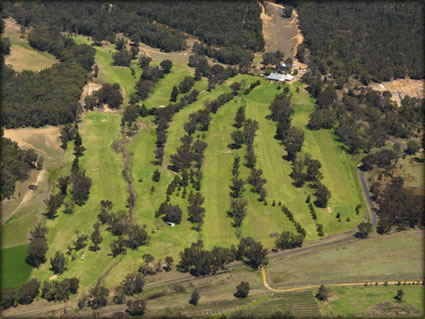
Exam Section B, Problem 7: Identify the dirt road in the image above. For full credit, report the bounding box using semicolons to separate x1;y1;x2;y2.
261;267;421;293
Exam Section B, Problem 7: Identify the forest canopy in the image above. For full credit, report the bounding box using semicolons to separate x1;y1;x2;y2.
4;1;264;53
284;1;424;81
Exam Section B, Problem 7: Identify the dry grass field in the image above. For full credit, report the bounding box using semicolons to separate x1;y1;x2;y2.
3;18;58;72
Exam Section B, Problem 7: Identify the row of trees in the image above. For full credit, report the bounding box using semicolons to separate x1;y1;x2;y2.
152;89;200;166
45;129;92;220
177;237;267;277
0;137;42;200
160;93;236;229
0;277;78;310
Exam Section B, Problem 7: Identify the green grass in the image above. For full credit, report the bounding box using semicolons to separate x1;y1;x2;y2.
31;112;129;290
0;245;32;289
321;285;424;317
267;230;423;287
71;35;141;104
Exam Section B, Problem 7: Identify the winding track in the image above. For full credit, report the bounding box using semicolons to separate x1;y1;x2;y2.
261;267;421;293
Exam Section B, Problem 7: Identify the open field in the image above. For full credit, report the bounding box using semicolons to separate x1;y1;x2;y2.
1;126;64;248
3;18;58;72
0;245;32;290
267;230;423;287
320;285;424;317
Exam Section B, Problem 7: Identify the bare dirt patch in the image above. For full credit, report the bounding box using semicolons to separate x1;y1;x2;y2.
3;126;61;153
49;275;58;281
79;82;102;105
368;78;424;106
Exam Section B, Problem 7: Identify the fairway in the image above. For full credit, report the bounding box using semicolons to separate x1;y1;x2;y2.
72;36;141;104
31;112;129;289
0;245;32;289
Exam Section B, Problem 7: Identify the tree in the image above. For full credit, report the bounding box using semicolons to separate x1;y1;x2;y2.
0;287;16;310
142;253;153;263
234;106;245;128
122;272;144;296
405;139;420;155
90;222;103;251
26;223;48;268
111;237;127;257
189;288;200;305
71;171;92;205
164;256;173;271
138;55;152;68
228;198;248;227
113;49;132;66
245;147;256;168
355;222;372;239
96;83;123;108
232;154;240;177
126;224;149;249
315;183;331;208
115;37;126;50
50;251;66;274
230;177;245;198
230;130;245;149
152;169;161;182
130;46;139;59
284;127;304;161
88;285;109;309
126;299;146;316
275;231;304;250
178;76;195;93
238;237;267;268
73;231;88;250
160;59;173;74
170;85;179;102
17;279;40;305
394;289;404;302
234;281;250;298
316;285;329;301
57;176;70;195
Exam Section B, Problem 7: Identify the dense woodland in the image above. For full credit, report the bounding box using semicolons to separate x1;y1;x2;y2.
4;1;263;54
281;1;424;83
2;23;95;128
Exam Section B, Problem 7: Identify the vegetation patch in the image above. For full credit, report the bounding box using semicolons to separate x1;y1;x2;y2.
0;245;32;289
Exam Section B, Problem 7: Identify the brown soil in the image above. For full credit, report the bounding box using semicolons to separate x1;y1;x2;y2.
368;78;424;106
79;81;102;105
3;126;61;153
259;1;307;70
